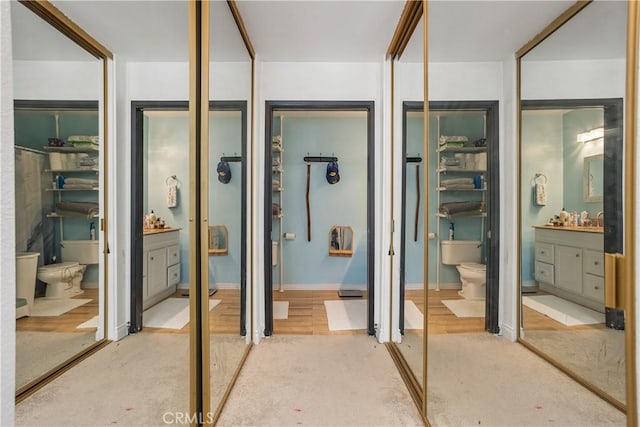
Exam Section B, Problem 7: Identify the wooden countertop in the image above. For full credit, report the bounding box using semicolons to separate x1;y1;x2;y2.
532;224;603;234
143;227;181;236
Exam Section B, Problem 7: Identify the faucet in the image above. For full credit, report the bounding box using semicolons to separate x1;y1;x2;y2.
596;211;604;228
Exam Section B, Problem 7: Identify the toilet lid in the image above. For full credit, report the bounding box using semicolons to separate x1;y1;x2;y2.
460;263;486;272
38;261;79;271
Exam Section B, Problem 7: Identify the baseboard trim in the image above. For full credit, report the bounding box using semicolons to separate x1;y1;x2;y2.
273;283;367;291
405;282;461;290
500;323;516;342
113;322;129;341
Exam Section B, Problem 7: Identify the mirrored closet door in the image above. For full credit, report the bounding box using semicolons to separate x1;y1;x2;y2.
12;1;108;396
518;0;630;412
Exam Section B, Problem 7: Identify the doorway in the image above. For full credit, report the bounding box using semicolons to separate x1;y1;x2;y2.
263;101;375;336
399;100;500;336
130;101;247;336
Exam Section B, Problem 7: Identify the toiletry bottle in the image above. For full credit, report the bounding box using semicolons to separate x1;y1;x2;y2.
89;222;96;240
449;222;455;240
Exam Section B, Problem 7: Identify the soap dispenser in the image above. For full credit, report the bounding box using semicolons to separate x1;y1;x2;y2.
89;222;96;240
448;222;455;240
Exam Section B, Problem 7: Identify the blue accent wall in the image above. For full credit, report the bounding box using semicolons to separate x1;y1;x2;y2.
273;115;368;286
144;111;243;286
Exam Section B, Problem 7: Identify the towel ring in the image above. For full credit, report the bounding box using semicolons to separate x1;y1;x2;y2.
534;173;547;184
165;175;178;185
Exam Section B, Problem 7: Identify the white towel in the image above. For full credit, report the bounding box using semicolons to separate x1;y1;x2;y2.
167;184;177;208
535;183;547;206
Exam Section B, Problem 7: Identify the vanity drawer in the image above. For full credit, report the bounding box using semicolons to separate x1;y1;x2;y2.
167;244;180;267
583;273;604;303
535;243;554;264
534;261;554;285
168;263;180;287
583;249;604;277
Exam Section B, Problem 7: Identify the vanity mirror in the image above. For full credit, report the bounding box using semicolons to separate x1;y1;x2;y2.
584;153;604;203
518;0;630;411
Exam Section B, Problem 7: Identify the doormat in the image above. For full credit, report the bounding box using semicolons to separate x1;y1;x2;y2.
76;315;99;329
523;295;604;326
143;298;221;330
404;300;424;330
30;298;91;317
324;300;367;331
442;299;485;318
273;301;289;319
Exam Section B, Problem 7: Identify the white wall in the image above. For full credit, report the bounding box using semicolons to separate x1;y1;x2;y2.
13;60;101;100
0;2;15;423
254;60;387;342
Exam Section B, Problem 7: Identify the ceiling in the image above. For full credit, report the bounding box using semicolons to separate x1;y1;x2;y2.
12;1;627;64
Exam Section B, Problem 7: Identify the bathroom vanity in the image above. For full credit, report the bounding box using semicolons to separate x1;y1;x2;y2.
143;228;181;310
533;225;604;312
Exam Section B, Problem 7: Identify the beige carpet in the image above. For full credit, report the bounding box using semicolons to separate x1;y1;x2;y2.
523;328;626;404
16;331;96;390
217;335;423;426
427;333;625;426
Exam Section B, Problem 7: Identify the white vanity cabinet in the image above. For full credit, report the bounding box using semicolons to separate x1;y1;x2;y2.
534;226;604;312
143;229;181;310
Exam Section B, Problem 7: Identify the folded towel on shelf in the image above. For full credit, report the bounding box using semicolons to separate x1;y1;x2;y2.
441;178;474;186
439;201;483;215
55;202;99;217
535;183;547;206
167;184;177;208
439;135;468;147
63;177;98;186
67;135;99;146
441;184;476;190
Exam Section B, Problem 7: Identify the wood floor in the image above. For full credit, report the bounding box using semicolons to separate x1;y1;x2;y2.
16;287;587;336
16;289;98;333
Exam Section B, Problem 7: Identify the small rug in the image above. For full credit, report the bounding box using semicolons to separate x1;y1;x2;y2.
324;300;367;331
76;315;99;329
523;295;604;326
30;298;91;317
273;301;289;319
442;299;485;318
404;300;424;329
143;298;221;330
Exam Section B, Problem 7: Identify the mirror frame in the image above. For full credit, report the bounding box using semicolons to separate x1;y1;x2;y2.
515;0;637;421
384;0;429;423
14;0;113;403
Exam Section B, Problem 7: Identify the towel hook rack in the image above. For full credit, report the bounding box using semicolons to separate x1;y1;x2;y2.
166;175;178;185
534;173;547;184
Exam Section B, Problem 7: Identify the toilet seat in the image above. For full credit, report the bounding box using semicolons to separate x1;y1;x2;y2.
38;262;80;272
459;263;486;272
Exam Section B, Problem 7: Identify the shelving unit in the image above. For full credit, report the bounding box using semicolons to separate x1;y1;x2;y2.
435;113;487;291
272;115;284;292
43;145;99;243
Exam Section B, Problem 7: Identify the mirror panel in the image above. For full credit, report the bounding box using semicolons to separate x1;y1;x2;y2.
394;14;425;392
11;2;103;393
208;1;252;416
519;1;627;407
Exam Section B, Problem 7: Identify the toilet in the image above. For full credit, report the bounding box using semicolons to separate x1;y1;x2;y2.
37;240;98;298
441;240;487;300
16;252;40;318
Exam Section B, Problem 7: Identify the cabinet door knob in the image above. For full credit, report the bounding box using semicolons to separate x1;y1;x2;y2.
540;251;545;255
594;261;599;265
594;286;600;290
150;257;154;261
576;254;580;258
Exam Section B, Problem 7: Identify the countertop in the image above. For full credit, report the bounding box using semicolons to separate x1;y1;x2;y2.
143;227;181;236
532;224;603;234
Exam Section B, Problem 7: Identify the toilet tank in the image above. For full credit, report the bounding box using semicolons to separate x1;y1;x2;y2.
441;240;481;265
61;240;99;264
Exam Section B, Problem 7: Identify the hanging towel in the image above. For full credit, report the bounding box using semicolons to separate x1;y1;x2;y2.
167;184;178;208
535;183;547;206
